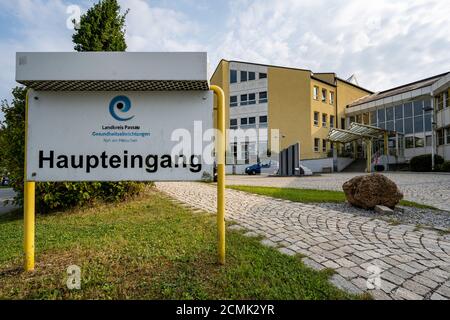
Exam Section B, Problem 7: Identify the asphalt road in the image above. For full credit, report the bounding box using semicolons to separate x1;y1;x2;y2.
0;188;18;215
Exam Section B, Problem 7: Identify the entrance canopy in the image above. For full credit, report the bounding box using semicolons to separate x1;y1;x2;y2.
327;123;393;143
16;52;209;91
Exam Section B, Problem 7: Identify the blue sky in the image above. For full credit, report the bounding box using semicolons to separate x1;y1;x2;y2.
1;0;449;120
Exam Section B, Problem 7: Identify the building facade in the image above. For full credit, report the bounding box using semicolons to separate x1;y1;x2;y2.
346;72;450;162
210;60;372;167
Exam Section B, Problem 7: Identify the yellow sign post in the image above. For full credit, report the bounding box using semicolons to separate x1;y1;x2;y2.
24;91;35;271
210;85;226;265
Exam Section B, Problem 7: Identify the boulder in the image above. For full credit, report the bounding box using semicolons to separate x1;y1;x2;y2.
342;174;403;209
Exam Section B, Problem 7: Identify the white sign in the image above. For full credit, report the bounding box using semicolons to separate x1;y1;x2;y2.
26;90;214;182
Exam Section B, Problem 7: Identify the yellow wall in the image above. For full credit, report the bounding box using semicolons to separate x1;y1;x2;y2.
268;67;313;158
210;60;230;129
310;79;336;158
336;79;371;129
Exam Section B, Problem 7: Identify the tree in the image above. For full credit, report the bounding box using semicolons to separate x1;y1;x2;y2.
0;0;144;212
0;87;27;200
72;0;128;52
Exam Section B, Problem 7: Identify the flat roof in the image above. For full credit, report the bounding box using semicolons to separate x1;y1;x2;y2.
16;52;209;91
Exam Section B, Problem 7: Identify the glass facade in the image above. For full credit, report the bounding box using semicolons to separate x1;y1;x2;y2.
349;97;433;151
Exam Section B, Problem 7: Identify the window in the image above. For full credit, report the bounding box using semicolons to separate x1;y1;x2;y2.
386;107;394;121
314;138;320;152
314;112;319;126
446;128;450;144
426;135;432;147
414;115;424;133
322;114;327;127
322;139;327;152
313;86;319;100
248;93;256;105
259;91;268;104
230;70;237;84
395;119;404;133
424;112;432;131
230;96;238;107
330;92;335;105
369;111;376;126
248;72;256;81
259;72;267;79
395;105;403;119
377;108;385;122
341;118;346;129
240;71;247;82
322;89;327;102
240;94;248;106
415;136;424;148
404;102;413;118
230;119;238;129
240;118;248;126
405;136;414;149
330;115;335;128
248;117;256;127
259;116;267;124
437;129;444;146
414;100;424;116
404;117;413;134
386;121;394;131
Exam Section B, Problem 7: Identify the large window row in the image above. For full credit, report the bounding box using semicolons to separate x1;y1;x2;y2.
230;69;267;84
350;98;432;135
313;86;335;105
230;91;268;107
314;138;329;153
230;115;268;129
313;112;335;128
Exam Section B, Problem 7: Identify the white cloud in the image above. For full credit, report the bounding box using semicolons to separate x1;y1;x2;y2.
123;0;205;52
214;0;450;91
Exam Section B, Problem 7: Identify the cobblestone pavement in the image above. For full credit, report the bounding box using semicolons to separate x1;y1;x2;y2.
156;182;450;300
226;173;450;211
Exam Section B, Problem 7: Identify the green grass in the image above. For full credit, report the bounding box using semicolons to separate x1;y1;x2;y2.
228;185;437;209
0;189;359;300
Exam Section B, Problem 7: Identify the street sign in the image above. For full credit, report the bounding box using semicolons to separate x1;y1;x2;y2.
26;90;213;181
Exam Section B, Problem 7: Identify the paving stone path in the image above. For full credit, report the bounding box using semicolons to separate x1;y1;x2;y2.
156;182;450;300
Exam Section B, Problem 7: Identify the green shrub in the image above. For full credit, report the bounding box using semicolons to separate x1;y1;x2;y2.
409;154;444;172
1;87;149;214
441;161;450;172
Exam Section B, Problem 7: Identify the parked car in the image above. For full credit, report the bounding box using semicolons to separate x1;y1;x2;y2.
245;160;279;175
1;176;10;186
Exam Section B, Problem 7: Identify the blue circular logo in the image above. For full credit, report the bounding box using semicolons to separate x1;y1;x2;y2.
109;96;134;121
